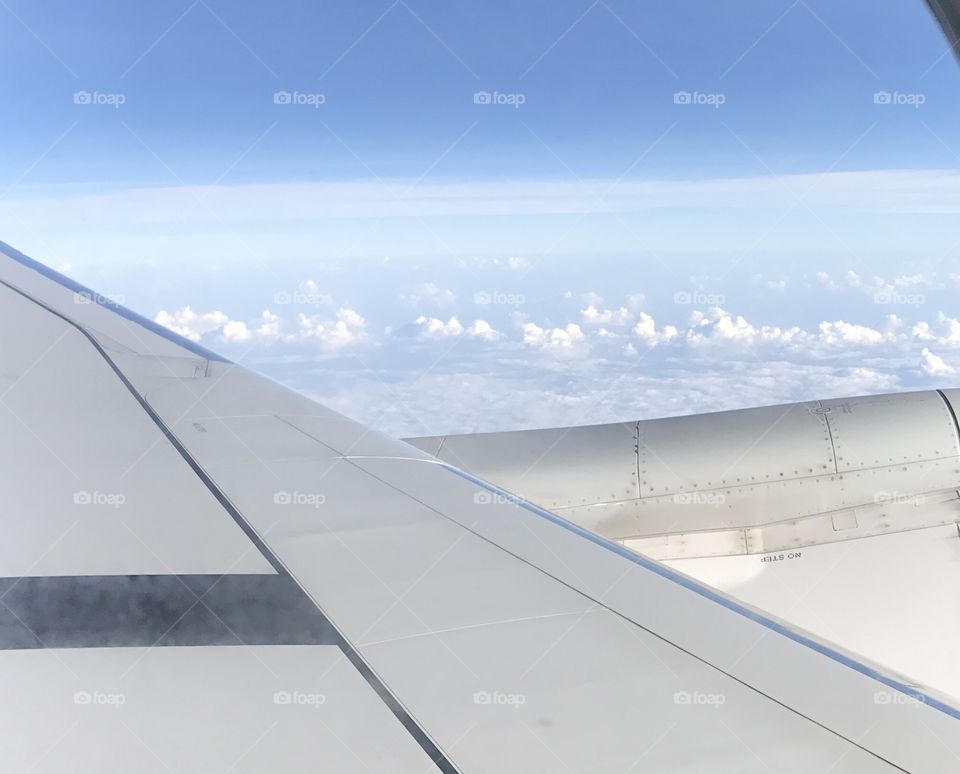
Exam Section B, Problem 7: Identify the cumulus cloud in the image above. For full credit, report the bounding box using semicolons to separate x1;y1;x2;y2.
467;319;500;341
686;308;798;347
415;316;500;341
523;322;586;351
814;270;933;303
415;315;464;339
920;348;954;376
633;312;678;346
253;310;282;342
816;320;886;346
222;320;251;343
508;256;530;270
154;307;230;342
296;308;368;351
581;305;633;326
683;307;897;352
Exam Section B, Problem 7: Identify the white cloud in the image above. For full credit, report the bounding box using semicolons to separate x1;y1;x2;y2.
682;307;894;352
415;315;464;339
920;348;954;376
297;308;368;351
816;320;886;346
581;305;633;326
154;307;230;342
633;312;678;346
686;308;795;347
222;320;251;343
156;306;289;345
523;322;586;351
508;256;530;270
467;319;500;341
414;315;500;341
253;310;282;342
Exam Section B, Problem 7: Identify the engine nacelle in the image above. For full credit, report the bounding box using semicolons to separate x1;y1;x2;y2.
406;389;960;559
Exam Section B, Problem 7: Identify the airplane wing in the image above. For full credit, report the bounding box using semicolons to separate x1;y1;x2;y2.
2;238;959;773
403;396;960;704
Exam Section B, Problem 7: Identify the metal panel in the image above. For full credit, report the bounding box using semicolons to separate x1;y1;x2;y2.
666;522;960;701
408;392;960;551
0;645;437;773
637;401;834;496
426;422;639;508
821;391;960;472
0;284;272;576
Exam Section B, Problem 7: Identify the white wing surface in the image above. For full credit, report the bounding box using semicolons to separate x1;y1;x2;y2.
1;240;958;773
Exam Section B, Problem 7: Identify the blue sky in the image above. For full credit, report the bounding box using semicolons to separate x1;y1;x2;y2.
3;1;960;435
3;0;958;182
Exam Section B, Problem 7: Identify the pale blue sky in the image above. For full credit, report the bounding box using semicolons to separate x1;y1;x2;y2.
2;1;960;434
